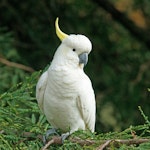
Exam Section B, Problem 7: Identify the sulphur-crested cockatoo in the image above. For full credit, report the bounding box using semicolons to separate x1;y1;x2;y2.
36;18;96;142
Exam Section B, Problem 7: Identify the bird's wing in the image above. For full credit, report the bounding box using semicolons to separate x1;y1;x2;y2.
77;77;96;132
36;71;48;112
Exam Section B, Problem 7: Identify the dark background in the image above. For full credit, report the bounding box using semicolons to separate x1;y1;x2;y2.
0;0;150;133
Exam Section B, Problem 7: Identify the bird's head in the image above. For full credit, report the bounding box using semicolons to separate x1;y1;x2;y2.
54;18;92;69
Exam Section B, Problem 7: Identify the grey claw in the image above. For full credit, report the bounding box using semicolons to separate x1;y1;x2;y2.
43;128;59;144
61;132;70;143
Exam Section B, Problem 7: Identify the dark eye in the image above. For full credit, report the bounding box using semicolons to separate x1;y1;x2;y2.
73;49;76;52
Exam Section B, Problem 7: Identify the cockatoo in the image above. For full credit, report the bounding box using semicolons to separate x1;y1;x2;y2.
36;18;96;142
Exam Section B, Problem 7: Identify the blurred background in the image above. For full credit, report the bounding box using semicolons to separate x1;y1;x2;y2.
0;0;150;133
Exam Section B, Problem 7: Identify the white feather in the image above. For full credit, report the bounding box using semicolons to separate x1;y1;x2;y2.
36;34;96;134
77;75;95;132
36;71;48;112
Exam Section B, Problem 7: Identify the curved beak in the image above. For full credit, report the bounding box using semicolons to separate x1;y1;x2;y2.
79;53;88;66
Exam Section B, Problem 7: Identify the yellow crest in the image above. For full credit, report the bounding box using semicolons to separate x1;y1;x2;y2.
55;18;68;41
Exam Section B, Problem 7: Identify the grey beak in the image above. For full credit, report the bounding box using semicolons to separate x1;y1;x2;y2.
79;52;88;66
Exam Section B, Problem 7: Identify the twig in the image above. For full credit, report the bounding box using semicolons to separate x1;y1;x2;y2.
42;139;54;150
0;57;35;72
69;136;96;146
42;136;62;150
96;140;112;150
132;60;150;84
96;138;150;150
115;138;150;145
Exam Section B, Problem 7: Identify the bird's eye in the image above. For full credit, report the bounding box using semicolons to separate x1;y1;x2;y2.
72;49;76;52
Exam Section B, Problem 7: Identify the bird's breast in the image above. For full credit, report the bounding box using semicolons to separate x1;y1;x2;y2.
47;68;78;98
43;68;85;131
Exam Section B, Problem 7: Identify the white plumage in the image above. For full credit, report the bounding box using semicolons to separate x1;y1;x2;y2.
36;18;96;135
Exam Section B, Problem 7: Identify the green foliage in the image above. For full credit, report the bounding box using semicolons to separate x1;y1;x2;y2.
0;72;150;149
0;72;50;149
138;106;150;126
0;28;29;93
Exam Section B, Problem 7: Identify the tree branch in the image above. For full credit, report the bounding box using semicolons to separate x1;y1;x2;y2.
0;57;35;72
96;140;112;150
42;136;62;150
92;0;150;49
42;136;150;149
97;138;150;150
22;132;150;149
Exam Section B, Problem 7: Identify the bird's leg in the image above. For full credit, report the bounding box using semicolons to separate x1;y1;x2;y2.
43;129;71;144
43;128;59;144
61;132;70;143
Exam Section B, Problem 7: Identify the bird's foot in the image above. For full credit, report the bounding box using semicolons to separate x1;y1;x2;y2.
61;132;70;143
43;128;59;144
43;129;70;145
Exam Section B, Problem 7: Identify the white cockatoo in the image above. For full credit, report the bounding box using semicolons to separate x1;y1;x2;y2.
36;18;96;141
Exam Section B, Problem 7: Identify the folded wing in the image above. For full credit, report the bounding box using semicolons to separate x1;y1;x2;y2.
36;71;48;112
